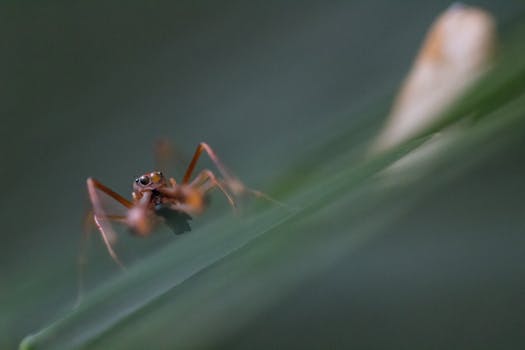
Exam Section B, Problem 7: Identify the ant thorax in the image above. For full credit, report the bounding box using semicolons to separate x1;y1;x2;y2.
150;189;166;206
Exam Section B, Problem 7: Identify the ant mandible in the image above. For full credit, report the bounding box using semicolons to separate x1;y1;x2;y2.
86;142;264;268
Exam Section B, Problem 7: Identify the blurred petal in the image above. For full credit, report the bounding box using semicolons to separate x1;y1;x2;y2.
372;3;496;153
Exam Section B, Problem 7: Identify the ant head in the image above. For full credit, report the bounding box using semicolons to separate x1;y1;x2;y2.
133;171;166;191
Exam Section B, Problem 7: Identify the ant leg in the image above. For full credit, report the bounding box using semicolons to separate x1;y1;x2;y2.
87;178;133;209
237;185;291;208
77;209;126;306
86;178;131;269
76;212;93;306
154;139;189;176
93;216;126;268
182;142;239;186
183;142;290;209
190;169;236;209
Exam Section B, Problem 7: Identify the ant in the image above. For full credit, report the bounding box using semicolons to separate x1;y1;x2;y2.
85;142;277;269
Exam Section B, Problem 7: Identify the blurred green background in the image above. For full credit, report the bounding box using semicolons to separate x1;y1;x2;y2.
2;1;525;349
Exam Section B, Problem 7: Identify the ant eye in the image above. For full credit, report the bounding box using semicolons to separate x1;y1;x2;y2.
139;175;150;186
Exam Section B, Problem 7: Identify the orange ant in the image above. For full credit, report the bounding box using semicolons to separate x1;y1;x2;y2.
85;142;278;269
